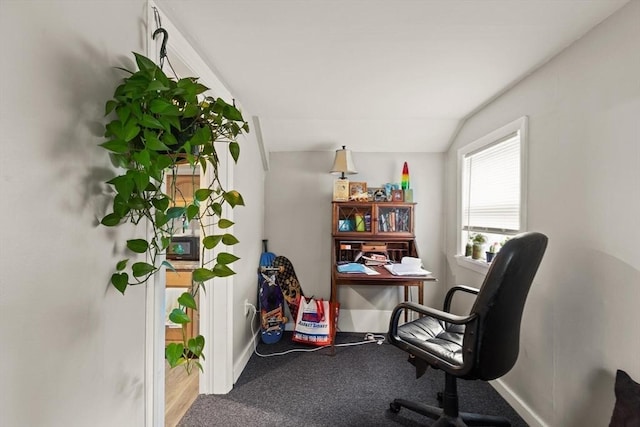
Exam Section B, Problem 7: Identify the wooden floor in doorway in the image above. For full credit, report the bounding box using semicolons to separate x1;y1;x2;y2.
165;362;199;427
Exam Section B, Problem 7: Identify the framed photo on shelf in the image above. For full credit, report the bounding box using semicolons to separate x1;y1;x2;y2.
349;181;367;199
333;179;349;202
391;189;404;202
367;187;387;202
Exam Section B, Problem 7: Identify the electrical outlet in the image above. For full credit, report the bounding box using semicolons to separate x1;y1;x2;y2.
244;299;251;316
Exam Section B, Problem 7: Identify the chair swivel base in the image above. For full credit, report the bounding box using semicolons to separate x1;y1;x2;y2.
389;398;511;427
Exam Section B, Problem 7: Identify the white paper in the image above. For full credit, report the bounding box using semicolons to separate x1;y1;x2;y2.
384;263;432;276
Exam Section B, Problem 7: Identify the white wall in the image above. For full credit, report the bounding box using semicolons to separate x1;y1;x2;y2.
443;2;640;425
231;130;267;378
0;1;148;426
265;151;445;332
0;0;267;423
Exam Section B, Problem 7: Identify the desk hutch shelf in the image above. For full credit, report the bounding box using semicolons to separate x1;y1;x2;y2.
330;201;436;327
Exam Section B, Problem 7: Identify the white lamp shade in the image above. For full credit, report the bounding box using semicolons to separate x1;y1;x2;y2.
330;146;357;176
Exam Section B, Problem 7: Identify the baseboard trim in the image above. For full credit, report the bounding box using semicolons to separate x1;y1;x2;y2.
490;378;548;427
233;328;258;386
336;308;394;333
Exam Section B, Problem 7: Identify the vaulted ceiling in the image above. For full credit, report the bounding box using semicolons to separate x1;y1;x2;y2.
156;0;628;153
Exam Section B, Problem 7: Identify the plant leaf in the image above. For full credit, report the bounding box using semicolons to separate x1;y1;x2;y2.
155;211;169;227
223;103;244;121
146;80;169;92
155;155;173;171
166;206;186;220
132;262;156;277
116;105;131;123
131;171;150;193
217;252;239;265
128;196;147;210
213;263;235;277
134;52;158;72
189;126;211;146
112;194;130;217
105;100;118;116
192;360;204;373
182;103;199;118
169;308;190;324
202;235;222;249
107;175;135;199
221;233;239;245
150;98;180;115
186;204;199;221
101;213;121;227
223;190;245;207
218;219;234;229
100;139;128;154
194;188;213;201
111;272;128;294
192;268;216;282
144;130;170;151
178;292;197;310
133;149;151;169
229;141;240;163
187;335;205;357
161;260;176;272
140;114;165;130
122;119;140;142
152;196;170;212
165;342;185;367
116;259;128;271
126;239;149;253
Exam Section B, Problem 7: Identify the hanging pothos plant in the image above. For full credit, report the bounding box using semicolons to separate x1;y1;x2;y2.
100;52;249;373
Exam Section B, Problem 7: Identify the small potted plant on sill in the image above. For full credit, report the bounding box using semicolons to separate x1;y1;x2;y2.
471;233;487;260
464;235;473;257
486;242;499;263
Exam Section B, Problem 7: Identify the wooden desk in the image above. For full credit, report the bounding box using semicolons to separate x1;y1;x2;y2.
331;265;437;311
330;201;437;326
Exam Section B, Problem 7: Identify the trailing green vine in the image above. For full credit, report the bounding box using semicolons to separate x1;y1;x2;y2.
100;52;249;372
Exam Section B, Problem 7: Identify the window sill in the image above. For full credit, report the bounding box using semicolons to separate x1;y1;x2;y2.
455;255;490;274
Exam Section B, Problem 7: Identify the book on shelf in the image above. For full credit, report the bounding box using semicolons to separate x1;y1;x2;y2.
378;209;410;232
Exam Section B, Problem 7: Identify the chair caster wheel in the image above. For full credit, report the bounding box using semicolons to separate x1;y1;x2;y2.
389;402;401;414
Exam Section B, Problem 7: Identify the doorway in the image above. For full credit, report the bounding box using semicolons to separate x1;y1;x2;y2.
145;3;236;426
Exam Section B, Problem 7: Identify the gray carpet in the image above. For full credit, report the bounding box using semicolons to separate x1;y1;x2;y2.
178;332;528;426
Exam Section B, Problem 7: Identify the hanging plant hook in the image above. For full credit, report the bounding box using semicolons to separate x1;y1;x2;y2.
152;28;169;67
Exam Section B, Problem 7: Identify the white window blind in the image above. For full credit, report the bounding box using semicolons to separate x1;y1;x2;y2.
462;132;521;234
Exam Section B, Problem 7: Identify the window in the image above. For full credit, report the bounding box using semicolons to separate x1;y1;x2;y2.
457;117;528;267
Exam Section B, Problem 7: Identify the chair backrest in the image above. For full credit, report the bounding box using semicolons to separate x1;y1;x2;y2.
467;232;548;380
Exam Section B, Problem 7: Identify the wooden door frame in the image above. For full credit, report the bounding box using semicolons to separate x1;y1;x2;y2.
145;2;235;426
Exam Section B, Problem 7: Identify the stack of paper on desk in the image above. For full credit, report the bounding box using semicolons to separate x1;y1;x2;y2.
337;263;380;275
384;257;431;276
362;253;389;266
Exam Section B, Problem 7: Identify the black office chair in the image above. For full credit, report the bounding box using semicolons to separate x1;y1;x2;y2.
388;232;548;426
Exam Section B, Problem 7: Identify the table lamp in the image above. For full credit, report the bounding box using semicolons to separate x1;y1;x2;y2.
330;145;357;201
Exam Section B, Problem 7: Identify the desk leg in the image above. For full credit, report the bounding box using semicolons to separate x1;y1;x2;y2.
403;286;409;322
330;274;337;355
403;283;424;322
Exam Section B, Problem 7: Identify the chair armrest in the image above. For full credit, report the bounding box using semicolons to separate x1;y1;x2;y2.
443;285;480;313
389;302;476;339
